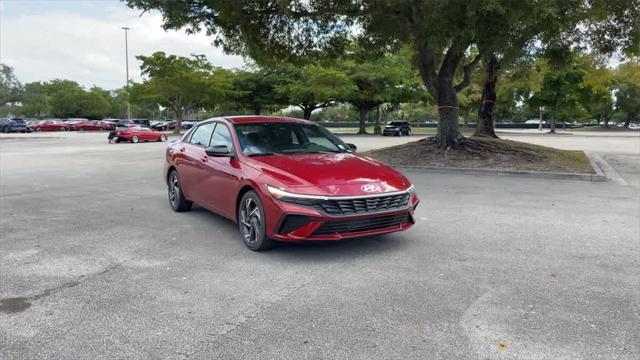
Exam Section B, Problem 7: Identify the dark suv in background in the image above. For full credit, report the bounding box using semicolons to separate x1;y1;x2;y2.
383;121;411;136
1;118;30;133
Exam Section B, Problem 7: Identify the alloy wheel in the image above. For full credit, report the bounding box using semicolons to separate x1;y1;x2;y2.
239;197;262;245
168;173;180;208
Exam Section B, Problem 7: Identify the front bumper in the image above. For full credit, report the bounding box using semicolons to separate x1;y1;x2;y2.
262;190;419;242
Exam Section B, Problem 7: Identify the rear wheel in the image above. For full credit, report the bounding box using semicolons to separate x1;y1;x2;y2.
159;134;167;142
131;135;139;143
168;170;192;212
238;191;274;251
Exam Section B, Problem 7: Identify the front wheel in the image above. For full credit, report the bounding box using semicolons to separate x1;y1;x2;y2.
131;135;139;143
168;170;192;212
2;127;9;133
238;191;274;251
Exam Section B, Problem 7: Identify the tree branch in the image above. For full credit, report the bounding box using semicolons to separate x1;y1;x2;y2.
454;52;482;93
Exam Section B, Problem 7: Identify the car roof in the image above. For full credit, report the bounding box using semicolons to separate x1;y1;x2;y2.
217;115;315;125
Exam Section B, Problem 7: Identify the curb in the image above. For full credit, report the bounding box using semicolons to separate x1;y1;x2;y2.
585;152;628;186
394;165;607;182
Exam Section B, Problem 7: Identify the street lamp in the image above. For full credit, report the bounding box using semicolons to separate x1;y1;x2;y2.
122;26;131;120
538;106;544;131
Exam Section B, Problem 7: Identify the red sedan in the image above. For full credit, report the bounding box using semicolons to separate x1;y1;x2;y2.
116;125;167;143
71;120;104;131
164;116;419;251
30;120;69;132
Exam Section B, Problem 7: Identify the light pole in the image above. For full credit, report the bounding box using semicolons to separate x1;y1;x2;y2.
122;26;131;120
538;106;544;131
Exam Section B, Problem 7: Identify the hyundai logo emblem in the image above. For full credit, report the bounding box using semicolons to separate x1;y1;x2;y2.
361;184;382;193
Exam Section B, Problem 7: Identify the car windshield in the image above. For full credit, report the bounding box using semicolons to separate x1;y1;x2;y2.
234;122;349;156
388;122;404;126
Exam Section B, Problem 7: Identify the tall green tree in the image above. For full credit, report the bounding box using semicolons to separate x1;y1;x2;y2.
1;64;23;115
528;55;586;133
47;80;87;118
615;61;640;128
20;82;50;118
579;56;616;127
339;52;421;134
232;68;287;115
125;0;489;148
277;65;355;120
131;52;233;133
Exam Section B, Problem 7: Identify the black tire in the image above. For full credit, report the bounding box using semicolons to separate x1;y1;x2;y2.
131;135;139;143
238;191;274;251
167;170;192;212
2;127;9;133
159;134;167;142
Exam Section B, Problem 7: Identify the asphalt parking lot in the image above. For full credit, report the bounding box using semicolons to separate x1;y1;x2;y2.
1;132;639;359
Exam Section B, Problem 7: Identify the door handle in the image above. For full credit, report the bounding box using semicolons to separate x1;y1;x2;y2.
179;146;185;152
200;156;208;162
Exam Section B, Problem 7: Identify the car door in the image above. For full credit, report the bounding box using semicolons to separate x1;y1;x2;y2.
176;122;216;204
198;122;242;219
139;126;153;140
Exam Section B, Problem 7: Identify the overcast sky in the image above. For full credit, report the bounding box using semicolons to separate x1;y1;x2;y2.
0;0;246;90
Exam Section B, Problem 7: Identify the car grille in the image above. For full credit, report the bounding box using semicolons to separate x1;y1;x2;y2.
312;213;411;236
315;193;410;215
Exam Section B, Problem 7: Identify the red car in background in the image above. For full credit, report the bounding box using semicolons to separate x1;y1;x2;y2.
30;120;69;131
115;124;167;143
70;120;104;131
164;116;419;251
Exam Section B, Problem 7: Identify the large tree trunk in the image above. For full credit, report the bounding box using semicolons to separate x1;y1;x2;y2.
374;105;382;135
463;108;470;128
174;108;183;135
474;53;499;138
436;77;460;148
358;108;368;134
624;113;634;128
303;107;313;120
603;114;609;128
549;107;557;134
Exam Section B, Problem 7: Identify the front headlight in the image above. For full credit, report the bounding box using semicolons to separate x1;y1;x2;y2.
407;184;415;194
266;185;328;201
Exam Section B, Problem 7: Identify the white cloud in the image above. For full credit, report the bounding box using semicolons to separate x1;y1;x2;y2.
0;3;245;89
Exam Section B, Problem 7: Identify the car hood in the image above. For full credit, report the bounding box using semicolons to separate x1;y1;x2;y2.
244;153;411;196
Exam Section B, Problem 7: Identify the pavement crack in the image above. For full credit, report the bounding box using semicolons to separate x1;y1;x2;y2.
0;263;121;314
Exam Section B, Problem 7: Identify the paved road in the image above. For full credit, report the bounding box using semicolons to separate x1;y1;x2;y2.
1;132;639;359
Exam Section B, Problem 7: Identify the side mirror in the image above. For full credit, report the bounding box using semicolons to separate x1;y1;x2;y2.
346;143;357;152
205;145;231;157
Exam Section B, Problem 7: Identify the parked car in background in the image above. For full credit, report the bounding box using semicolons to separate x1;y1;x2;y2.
383;121;411;136
164;116;419;251
30;120;69;131
114;124;167;143
71;120;104;131
181;120;198;129
1;118;30;133
152;121;178;131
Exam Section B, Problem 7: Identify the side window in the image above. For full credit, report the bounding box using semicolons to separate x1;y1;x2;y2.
189;123;215;147
211;123;233;150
